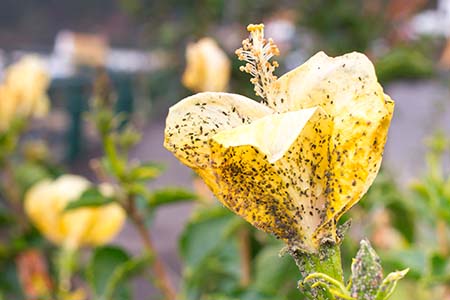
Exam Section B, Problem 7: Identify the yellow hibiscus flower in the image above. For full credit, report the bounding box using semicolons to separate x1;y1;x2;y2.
25;175;125;249
0;55;50;132
165;24;394;253
182;37;231;92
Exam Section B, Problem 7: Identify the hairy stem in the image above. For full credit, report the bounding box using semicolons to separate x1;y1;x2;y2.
289;243;343;300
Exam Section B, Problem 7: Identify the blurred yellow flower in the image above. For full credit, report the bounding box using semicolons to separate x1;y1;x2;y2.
182;37;231;92
24;175;125;249
0;85;17;132
0;55;50;132
165;25;394;252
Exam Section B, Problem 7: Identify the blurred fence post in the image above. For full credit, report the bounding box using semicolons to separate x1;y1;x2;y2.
112;73;134;129
65;76;89;161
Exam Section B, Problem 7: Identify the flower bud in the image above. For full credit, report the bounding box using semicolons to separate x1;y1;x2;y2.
182;38;230;92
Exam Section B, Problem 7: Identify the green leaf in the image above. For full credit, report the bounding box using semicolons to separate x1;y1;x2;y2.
375;269;409;300
103;134;126;178
118;126;142;150
179;206;243;300
180;206;240;268
362;171;416;242
87;246;140;300
239;289;289;300
350;240;383;299
375;46;434;83
64;188;114;211
101;156;115;176
102;252;153;300
183;240;242;300
429;252;450;282
381;249;426;279
13;162;51;194
123;182;150;198
148;187;197;207
251;244;298;296
128;162;165;181
202;295;240;300
0;203;14;226
87;246;129;295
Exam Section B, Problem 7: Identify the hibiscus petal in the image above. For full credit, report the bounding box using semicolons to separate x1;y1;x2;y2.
276;52;394;232
209;107;333;252
164;92;273;189
83;203;126;246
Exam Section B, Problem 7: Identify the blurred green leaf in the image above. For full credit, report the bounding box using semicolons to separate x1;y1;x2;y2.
183;239;242;300
388;202;416;244
375;269;409;300
87;246;137;300
124;182;150;198
299;0;384;55
180;206;243;300
375;46;434;83
0;203;14;226
180;206;240;268
103;252;153;299
103;135;126;178
0;260;23;299
251;244;298;294
429;252;450;282
381;250;426;279
13;162;51;194
64;188;114;211
128;162;165;182
202;295;240;300
240;289;289;300
148;187;197;207
361;171;416;243
118;126;142;150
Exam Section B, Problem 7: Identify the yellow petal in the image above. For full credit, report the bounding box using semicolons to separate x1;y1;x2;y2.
25;175;90;247
4;55;50;118
276;52;394;232
24;179;67;244
0;86;17;132
209;107;333;252
182;38;231;92
61;209;94;249
83;203;126;246
164;92;273;190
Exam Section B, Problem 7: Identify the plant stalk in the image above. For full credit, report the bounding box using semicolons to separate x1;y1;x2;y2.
126;196;176;300
57;246;76;299
238;227;251;286
289;242;343;300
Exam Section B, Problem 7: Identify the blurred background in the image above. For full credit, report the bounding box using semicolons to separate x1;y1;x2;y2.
0;0;449;299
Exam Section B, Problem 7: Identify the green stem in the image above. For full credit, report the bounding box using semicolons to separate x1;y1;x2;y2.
289;242;343;300
57;246;77;298
103;135;125;177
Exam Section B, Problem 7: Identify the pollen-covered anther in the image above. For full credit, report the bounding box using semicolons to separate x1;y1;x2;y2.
247;23;265;32
236;23;280;110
